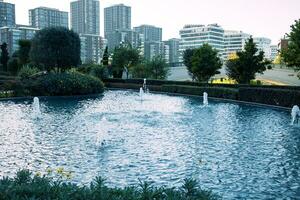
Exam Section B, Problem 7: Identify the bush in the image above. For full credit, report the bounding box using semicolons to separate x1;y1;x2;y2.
7;58;20;76
162;85;238;100
239;87;300;107
27;72;104;96
77;64;108;80
0;170;219;200
18;65;40;79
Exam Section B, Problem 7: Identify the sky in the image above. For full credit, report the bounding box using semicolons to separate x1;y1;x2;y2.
5;0;300;44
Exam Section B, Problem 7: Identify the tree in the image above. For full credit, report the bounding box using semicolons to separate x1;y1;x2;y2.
146;56;170;80
226;37;270;84
30;27;81;72
282;19;300;72
18;40;31;66
0;43;9;72
7;52;19;75
102;46;109;66
190;44;222;82
111;46;141;78
130;63;149;79
183;48;197;80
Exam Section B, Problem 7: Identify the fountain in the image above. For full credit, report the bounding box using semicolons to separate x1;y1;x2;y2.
203;92;208;106
143;78;149;93
291;105;300;125
32;97;41;117
139;87;144;101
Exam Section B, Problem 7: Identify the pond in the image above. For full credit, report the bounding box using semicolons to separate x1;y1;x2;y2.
0;90;299;199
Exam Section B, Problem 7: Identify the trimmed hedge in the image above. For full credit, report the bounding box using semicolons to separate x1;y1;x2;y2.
239;87;300;107
26;72;104;96
0;170;219;200
162;85;239;100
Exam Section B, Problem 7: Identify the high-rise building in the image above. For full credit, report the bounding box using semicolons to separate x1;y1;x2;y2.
224;30;251;60
144;41;165;61
0;25;38;55
29;7;69;29
71;0;100;35
106;29;142;51
163;38;180;66
270;45;278;61
179;24;224;61
133;25;162;42
0;0;15;28
254;37;272;59
70;0;101;64
104;4;131;38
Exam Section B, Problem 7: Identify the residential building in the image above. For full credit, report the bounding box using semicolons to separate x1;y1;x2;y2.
106;29;142;51
163;38;180;66
144;41;165;61
0;25;38;55
29;7;68;29
0;0;15;28
278;37;289;52
104;4;131;38
70;0;101;64
254;37;272;59
179;24;224;62
224;30;251;60
270;45;278;61
71;0;100;35
133;25;162;42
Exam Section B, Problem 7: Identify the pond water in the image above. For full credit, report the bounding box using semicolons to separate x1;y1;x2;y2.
0;90;299;199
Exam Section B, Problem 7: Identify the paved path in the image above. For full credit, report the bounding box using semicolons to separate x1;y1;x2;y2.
168;66;300;86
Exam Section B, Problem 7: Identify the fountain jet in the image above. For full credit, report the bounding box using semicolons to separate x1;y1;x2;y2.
203;92;208;106
33;97;41;117
139;87;144;101
291;105;300;125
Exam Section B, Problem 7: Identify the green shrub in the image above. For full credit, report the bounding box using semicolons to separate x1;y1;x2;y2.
27;72;104;96
162;85;239;100
77;64;108;80
0;170;219;200
7;58;20;76
18;65;40;79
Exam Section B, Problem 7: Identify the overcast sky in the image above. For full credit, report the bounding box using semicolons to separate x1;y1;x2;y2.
5;0;300;44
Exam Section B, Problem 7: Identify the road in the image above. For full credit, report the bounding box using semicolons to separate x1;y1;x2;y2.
168;66;300;86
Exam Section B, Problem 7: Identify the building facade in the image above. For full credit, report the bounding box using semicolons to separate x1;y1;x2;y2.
29;7;68;29
253;37;272;59
144;41;165;61
71;0;100;35
163;38;180;66
179;24;224;61
70;0;101;64
133;25;162;42
0;0;15;28
104;4;131;38
0;25;38;55
224;30;251;60
106;29;142;51
270;45;278;61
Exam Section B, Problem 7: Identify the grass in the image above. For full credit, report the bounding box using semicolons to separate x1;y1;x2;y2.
0;170;220;200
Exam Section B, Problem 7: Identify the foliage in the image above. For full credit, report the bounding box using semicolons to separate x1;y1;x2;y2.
111;46;141;78
130;63;149;79
190;44;222;82
30;27;81;72
18;65;40;80
26;72;104;96
18;40;31;66
282;19;300;73
146;56;170;80
7;57;19;76
0;43;9;71
0;170;219;200
77;64;108;80
226;37;270;84
102;46;109;66
183;48;197;79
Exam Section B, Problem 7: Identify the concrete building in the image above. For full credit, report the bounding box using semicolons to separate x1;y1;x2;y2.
70;0;102;64
270;45;278;61
106;29;142;51
179;24;224;61
0;0;15;28
0;25;38;55
144;41;165;61
29;7;68;29
71;0;100;35
104;4;131;38
224;30;251;60
133;25;162;42
163;38;180;66
254;37;272;59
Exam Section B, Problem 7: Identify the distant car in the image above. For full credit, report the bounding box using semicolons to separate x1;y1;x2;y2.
288;74;294;77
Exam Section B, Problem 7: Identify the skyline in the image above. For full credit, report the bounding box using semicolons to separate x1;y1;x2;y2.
4;0;300;44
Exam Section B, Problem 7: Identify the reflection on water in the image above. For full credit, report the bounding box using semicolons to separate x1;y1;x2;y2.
0;91;299;199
